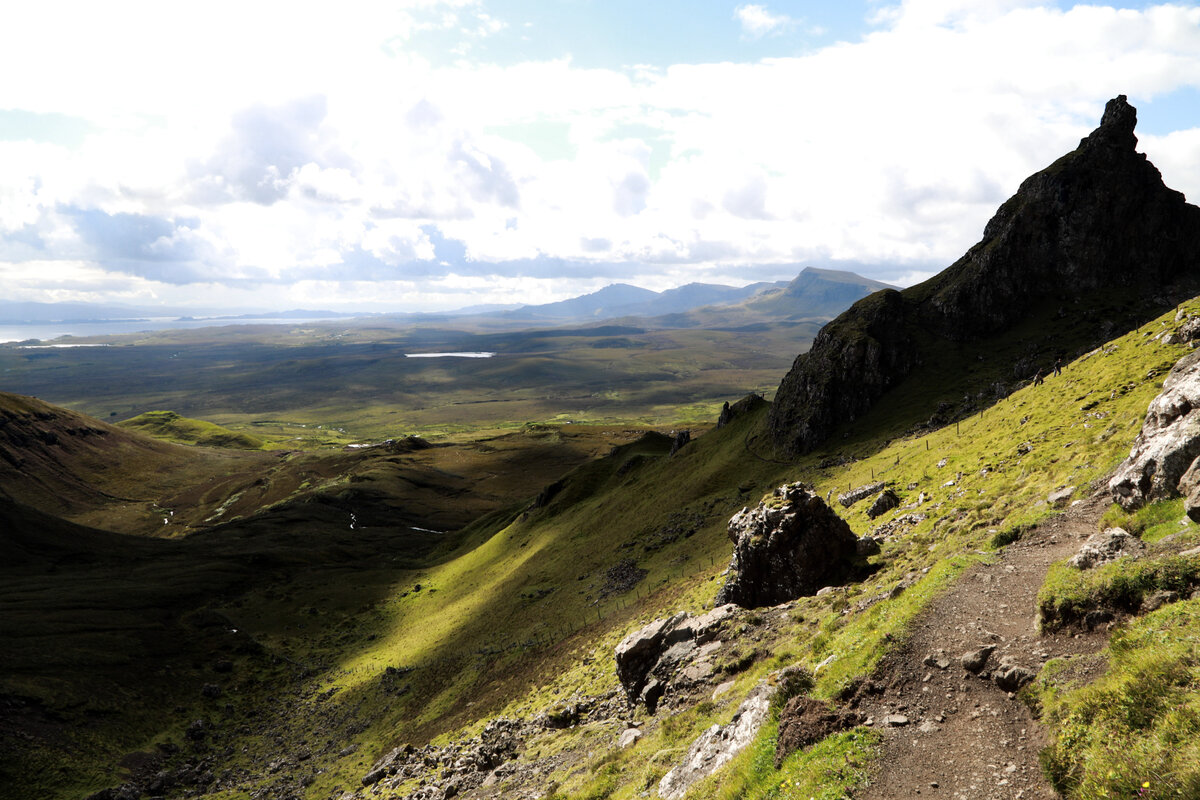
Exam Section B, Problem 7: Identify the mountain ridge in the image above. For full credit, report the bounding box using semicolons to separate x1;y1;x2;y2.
769;95;1200;455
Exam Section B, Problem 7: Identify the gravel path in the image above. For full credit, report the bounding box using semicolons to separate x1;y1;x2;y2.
853;492;1111;800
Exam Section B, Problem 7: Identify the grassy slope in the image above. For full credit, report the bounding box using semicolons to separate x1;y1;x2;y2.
118;410;266;449
207;300;1195;800
1032;497;1200;799
6;300;1200;799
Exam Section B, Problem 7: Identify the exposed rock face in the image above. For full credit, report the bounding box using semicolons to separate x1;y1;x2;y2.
657;683;775;800
770;96;1200;456
1110;350;1200;511
715;483;860;608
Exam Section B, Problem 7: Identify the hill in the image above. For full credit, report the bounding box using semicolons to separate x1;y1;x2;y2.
119;409;266;449
742;267;894;320
769;96;1200;456
6;293;1200;800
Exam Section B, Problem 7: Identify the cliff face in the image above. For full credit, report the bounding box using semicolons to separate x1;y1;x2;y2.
769;96;1200;455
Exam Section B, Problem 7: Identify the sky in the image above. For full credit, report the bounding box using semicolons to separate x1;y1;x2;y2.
1;0;1200;313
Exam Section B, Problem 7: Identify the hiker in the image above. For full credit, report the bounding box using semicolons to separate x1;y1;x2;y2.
1033;369;1044;386
1053;357;1062;376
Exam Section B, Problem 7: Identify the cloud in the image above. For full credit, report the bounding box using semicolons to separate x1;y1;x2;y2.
1;1;1199;313
190;96;338;206
734;4;799;38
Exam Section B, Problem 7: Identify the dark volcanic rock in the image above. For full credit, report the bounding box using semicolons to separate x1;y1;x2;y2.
769;96;1200;455
613;605;735;706
715;483;859;608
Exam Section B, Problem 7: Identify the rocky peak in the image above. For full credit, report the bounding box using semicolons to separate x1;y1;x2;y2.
769;96;1200;456
1085;93;1138;151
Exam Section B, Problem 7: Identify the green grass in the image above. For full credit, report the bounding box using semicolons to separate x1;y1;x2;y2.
1034;599;1200;799
1037;505;1200;631
119;409;267;449
1100;497;1191;543
687;720;880;800
8;296;1200;799
243;298;1200;797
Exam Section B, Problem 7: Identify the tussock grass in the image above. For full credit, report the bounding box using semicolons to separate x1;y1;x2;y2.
1034;599;1200;799
1038;549;1200;631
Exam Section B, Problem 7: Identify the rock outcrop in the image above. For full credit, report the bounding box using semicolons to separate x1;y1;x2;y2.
1110;350;1200;512
866;489;900;519
715;483;860;608
614;605;736;710
1067;527;1144;570
838;482;884;508
770;96;1200;456
657;682;775;800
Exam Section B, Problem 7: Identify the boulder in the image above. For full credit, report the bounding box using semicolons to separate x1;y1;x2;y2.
617;728;643;749
1067;528;1144;570
614;613;688;703
658;683;775;800
994;662;1035;692
1048;486;1076;508
866;489;900;519
715;483;859;608
838;482;884;508
856;536;882;556
1110;350;1200;509
960;645;996;673
613;606;736;707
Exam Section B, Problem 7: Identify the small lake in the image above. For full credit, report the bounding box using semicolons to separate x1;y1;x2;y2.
404;352;496;358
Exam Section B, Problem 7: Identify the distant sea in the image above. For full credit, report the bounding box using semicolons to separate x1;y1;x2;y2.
0;317;343;344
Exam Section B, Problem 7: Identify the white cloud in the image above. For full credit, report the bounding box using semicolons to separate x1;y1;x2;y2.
734;4;798;38
1;1;1199;311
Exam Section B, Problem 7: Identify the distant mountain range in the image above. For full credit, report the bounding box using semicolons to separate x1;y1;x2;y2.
493;267;894;327
0;267;893;333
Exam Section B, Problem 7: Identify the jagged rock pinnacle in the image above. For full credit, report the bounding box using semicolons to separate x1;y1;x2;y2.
1083;93;1138;151
768;95;1200;457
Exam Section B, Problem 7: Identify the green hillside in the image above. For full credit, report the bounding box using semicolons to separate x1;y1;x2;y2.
4;300;1200;799
119;409;267;449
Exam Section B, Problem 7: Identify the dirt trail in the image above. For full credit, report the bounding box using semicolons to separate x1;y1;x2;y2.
853;492;1111;800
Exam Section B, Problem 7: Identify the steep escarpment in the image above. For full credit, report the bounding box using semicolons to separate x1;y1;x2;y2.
770;96;1200;455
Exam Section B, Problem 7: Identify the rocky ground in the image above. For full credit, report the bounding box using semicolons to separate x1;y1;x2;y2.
850;492;1112;799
